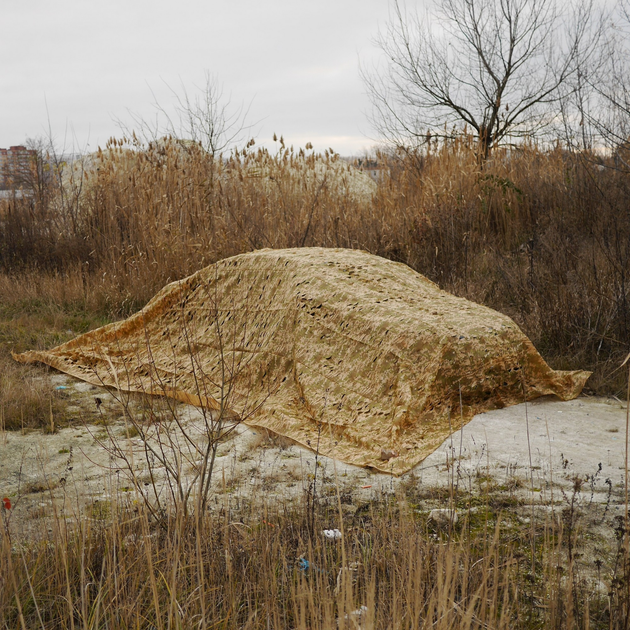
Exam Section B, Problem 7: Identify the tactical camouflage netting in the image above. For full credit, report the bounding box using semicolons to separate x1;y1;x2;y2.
14;248;591;474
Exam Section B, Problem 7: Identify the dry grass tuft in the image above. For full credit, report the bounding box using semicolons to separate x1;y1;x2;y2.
0;286;110;431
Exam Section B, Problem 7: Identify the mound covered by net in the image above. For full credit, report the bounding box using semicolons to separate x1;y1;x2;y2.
14;248;590;474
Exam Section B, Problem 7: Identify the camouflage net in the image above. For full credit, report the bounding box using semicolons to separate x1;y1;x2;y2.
14;248;590;474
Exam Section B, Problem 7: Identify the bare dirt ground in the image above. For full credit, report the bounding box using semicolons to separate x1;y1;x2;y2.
1;373;628;581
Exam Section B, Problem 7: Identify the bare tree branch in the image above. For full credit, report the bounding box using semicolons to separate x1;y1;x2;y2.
118;72;253;157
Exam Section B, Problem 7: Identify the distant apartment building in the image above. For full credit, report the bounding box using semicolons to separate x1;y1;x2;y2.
0;145;36;191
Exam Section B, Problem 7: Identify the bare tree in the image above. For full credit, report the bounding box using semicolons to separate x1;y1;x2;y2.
363;0;600;160
88;273;278;522
578;0;630;166
123;71;252;157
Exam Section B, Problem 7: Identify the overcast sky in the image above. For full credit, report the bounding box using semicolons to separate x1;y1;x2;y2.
2;0;402;156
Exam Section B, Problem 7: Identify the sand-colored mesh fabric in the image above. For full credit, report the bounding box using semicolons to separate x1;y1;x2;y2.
14;248;590;474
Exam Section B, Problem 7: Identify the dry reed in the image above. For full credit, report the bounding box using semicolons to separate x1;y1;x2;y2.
1;135;627;394
3;478;627;629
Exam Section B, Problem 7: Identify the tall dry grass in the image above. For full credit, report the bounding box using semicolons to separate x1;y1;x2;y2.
3;482;626;629
377;141;630;393
1;135;630;626
0;135;628;393
0;273;112;430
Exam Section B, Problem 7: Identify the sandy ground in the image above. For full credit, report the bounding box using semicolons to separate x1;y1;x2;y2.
1;373;628;536
417;395;628;498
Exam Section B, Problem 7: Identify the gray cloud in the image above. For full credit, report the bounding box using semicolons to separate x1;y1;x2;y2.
2;0;397;154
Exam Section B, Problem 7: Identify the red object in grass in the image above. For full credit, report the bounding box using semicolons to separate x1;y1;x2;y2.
2;497;10;510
